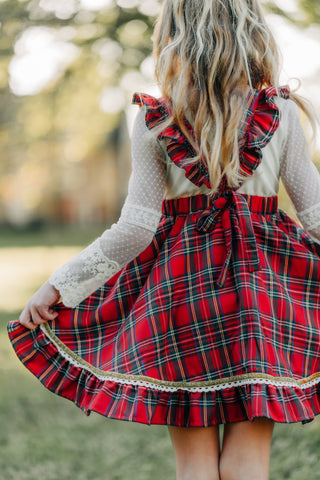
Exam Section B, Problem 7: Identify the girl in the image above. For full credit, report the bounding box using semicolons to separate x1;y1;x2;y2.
8;1;320;479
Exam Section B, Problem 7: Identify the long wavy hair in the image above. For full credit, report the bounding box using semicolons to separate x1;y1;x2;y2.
149;0;316;194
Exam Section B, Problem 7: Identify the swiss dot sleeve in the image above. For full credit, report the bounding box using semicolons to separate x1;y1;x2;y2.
280;100;320;242
49;107;166;307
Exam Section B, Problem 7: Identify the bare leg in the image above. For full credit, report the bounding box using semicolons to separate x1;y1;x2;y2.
167;425;221;480
219;417;274;480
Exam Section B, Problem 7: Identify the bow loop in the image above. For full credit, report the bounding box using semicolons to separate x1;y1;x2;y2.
196;192;233;234
196;190;261;287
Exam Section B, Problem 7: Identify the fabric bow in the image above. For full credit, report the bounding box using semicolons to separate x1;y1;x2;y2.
196;190;261;287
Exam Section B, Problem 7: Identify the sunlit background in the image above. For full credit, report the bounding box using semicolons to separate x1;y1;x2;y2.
0;2;319;303
1;2;320;479
0;0;319;230
0;0;319;314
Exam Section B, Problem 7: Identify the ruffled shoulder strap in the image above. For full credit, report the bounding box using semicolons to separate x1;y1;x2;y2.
239;85;291;178
132;92;170;128
132;92;211;188
132;86;291;190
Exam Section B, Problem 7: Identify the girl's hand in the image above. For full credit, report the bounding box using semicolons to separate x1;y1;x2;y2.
19;281;61;330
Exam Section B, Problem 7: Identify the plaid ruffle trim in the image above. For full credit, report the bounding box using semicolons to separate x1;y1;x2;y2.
132;91;209;188
239;86;290;176
132;86;291;189
7;319;320;426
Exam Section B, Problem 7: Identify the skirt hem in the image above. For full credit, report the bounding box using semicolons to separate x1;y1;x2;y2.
7;320;320;427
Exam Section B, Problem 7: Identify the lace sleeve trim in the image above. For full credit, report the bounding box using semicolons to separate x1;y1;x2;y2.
120;202;162;232
297;202;320;231
48;238;120;308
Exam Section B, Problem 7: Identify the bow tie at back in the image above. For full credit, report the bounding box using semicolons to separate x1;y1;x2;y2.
196;186;261;288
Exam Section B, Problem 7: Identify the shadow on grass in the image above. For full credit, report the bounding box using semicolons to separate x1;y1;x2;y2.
1;313;320;480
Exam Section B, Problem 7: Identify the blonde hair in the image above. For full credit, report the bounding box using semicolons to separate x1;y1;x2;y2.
150;0;316;195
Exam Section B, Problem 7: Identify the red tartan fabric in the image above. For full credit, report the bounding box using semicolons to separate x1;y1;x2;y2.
132;86;291;289
7;86;320;427
7;193;320;426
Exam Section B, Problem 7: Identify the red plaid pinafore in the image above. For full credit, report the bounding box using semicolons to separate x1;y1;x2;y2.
8;86;320;427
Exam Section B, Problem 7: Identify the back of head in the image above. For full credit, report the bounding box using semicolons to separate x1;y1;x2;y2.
152;0;281;193
154;0;280;92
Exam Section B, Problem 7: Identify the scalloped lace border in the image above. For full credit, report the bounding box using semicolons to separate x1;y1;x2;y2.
49;239;120;308
40;323;320;394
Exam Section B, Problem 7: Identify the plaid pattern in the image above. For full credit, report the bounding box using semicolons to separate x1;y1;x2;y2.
7;193;320;426
132;86;291;188
239;86;290;175
8;86;320;427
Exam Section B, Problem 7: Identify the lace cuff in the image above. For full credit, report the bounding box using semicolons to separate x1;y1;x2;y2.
296;202;320;232
120;202;162;231
49;239;120;308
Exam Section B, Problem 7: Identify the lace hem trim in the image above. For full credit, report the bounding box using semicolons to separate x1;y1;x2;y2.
41;322;320;393
120;203;162;232
49;239;120;308
297;202;320;231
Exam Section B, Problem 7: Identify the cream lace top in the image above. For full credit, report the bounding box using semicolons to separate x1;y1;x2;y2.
49;97;320;308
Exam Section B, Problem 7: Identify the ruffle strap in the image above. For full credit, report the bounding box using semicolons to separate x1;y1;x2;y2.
132;92;211;188
239;86;290;177
132;92;170;128
132;86;291;189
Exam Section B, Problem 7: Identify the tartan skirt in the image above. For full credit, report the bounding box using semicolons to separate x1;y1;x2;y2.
7;193;320;427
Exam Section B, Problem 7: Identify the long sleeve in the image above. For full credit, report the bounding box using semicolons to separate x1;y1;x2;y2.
49;107;167;308
280;99;320;243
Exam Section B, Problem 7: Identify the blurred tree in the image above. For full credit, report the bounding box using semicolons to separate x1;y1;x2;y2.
0;0;160;226
0;0;319;227
264;0;320;25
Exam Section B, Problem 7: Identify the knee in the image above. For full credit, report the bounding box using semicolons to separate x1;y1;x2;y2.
176;463;220;480
219;455;267;480
219;455;236;480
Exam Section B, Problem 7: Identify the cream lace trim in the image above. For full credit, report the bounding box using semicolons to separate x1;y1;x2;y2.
297;202;320;231
120;202;162;232
49;239;120;308
41;323;320;393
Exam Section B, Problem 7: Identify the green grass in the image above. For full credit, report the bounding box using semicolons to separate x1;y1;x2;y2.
0;314;175;480
0;224;108;248
1;226;320;479
0;376;174;480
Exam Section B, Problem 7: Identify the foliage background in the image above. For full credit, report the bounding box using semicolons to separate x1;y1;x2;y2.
0;0;319;228
1;1;320;478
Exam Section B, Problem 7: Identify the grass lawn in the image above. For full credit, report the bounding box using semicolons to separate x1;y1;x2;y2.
1;316;175;480
1;227;320;479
